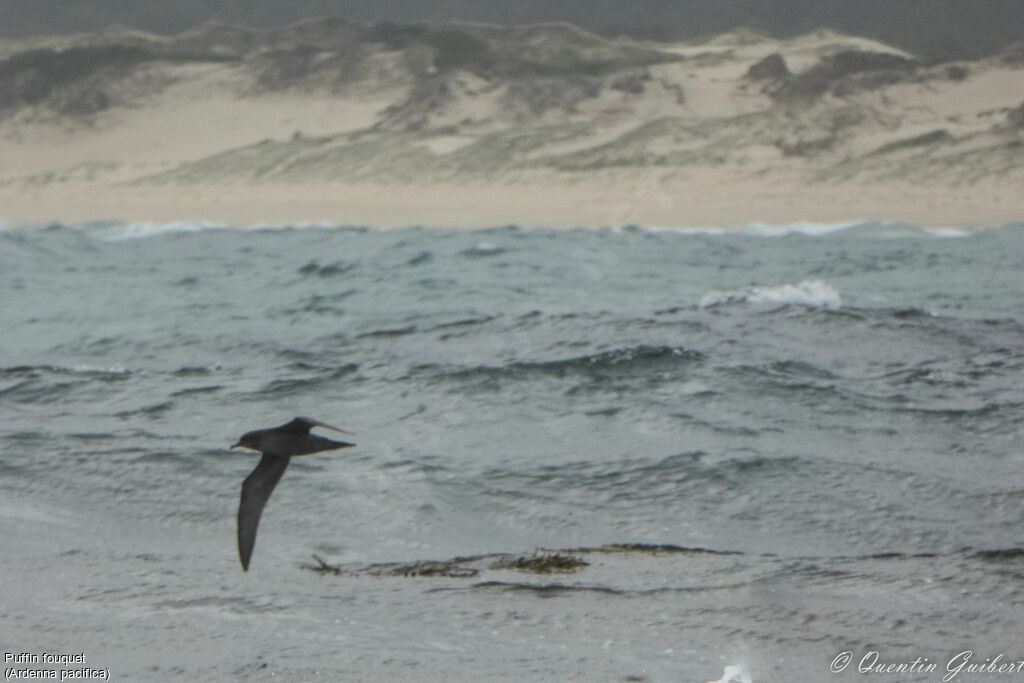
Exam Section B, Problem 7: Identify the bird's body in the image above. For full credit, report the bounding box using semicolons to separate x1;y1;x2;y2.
231;417;354;571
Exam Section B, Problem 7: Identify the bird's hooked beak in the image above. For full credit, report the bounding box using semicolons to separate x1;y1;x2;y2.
230;440;243;449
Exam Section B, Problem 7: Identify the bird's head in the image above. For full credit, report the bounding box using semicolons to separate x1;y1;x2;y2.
231;431;261;452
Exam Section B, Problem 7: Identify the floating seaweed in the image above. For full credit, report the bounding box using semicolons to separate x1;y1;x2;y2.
307;549;592;578
490;551;589;574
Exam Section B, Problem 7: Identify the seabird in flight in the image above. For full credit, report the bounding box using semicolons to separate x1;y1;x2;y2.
231;416;355;571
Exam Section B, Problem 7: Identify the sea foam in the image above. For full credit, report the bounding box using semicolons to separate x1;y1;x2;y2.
743;220;866;236
699;279;841;310
81;219;340;241
3;218;999;241
706;665;753;683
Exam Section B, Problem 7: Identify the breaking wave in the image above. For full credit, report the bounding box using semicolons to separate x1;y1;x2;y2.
699;279;841;309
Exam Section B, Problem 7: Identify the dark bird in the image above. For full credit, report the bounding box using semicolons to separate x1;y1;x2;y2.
231;417;355;571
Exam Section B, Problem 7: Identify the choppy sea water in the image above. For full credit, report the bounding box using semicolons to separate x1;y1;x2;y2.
2;220;1023;682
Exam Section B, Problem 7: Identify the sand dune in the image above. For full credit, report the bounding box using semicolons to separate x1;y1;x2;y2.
1;19;1021;228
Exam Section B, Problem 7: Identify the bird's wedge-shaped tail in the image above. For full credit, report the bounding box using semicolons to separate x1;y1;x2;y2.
231;417;355;571
278;416;354;436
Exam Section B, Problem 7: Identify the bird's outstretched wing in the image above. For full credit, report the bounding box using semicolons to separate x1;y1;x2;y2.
278;416;354;436
238;454;291;571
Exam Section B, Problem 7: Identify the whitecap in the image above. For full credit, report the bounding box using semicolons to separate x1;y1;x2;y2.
460;241;507;257
699;279;841;310
67;364;131;375
91;220;372;240
705;665;753;683
612;221;866;237
921;226;970;238
743;220;866;236
246;220;340;231
83;220;227;240
622;225;727;236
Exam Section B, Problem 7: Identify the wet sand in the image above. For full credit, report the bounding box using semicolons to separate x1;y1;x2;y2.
2;174;1019;229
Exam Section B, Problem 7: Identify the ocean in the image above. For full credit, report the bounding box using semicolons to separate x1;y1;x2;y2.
2;220;1023;682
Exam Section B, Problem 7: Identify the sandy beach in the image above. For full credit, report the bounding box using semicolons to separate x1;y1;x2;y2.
1;20;1022;229
3;174;1020;230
